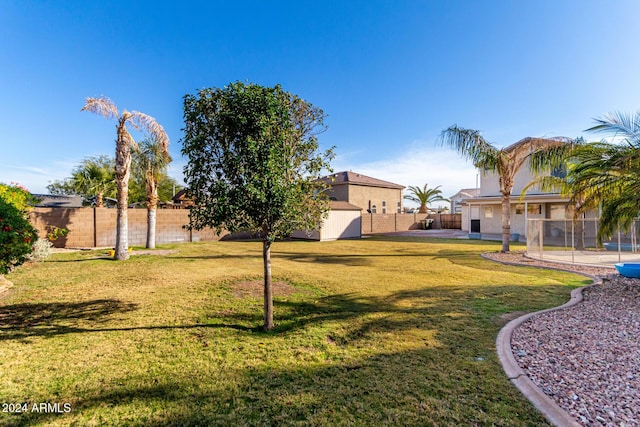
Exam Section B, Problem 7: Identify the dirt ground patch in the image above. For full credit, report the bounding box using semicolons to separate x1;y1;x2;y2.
232;280;305;298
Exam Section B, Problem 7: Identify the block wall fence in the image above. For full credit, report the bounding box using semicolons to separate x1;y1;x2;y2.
29;208;462;248
29;207;224;248
361;213;461;234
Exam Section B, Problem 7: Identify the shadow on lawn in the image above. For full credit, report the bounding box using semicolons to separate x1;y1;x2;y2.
0;282;570;426
2;347;551;427
0;299;139;341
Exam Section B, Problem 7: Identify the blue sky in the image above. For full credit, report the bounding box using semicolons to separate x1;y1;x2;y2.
2;1;640;205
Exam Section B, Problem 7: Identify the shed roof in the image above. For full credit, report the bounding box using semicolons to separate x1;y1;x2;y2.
329;201;362;211
321;171;404;190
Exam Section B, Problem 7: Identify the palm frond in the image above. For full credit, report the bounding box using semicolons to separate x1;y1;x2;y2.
129;111;170;153
586;111;640;147
81;96;119;120
439;125;499;169
526;136;580;173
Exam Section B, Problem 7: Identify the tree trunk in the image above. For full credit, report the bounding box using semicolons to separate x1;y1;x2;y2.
146;208;156;249
114;122;131;261
262;239;274;331
501;193;511;252
418;205;428;214
96;192;104;208
146;183;158;249
115;181;129;260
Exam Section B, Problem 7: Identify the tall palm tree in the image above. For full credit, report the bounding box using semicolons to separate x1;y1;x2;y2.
440;125;572;252
404;184;449;213
82;96;169;260
133;137;172;249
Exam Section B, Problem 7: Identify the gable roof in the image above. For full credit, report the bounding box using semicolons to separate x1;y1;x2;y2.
450;188;480;199
321;171;404;190
33;194;84;208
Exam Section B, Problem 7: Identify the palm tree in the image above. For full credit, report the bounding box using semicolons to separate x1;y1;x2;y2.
404;184;449;213
82;96;169;260
46;156;116;206
568;112;640;243
440;125;572;252
73;156;116;207
133;137;172;249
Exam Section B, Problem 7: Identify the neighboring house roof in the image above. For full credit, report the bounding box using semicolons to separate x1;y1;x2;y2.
33;194;84;208
329;201;362;211
321;171;405;189
172;189;194;207
450;188;480;199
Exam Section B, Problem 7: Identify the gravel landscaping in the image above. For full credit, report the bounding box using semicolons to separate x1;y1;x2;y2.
488;252;640;427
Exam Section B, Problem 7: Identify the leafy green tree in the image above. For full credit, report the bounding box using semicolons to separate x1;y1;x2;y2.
0;184;38;274
403;184;449;213
182;82;334;330
47;156;116;207
82;96;169;260
132;137;172;248
440;125;572;252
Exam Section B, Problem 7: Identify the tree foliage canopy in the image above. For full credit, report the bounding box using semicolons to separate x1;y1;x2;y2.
181;82;334;241
564;112;640;241
403;184;449;213
181;82;333;330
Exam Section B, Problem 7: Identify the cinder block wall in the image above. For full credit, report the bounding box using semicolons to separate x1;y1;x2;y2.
30;207;222;248
361;213;423;234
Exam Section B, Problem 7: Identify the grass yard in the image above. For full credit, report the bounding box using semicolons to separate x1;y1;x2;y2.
0;236;590;426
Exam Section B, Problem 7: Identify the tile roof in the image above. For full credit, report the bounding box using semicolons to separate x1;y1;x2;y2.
321;171;404;189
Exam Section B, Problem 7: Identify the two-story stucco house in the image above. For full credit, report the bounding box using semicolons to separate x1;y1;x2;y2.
320;171;405;214
458;161;597;239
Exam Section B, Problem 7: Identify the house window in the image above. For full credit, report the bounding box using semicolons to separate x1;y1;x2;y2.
515;204;525;215
371;205;377;214
397;201;401;213
549;204;568;219
382;200;386;214
551;166;567;179
484;207;493;218
528;204;542;215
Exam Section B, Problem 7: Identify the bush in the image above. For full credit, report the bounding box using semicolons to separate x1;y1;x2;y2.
0;183;40;212
30;238;54;262
0;197;38;274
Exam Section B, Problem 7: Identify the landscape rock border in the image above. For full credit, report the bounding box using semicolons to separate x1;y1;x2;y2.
485;252;600;427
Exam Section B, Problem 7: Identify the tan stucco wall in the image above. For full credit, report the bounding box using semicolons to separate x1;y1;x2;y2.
331;184;402;213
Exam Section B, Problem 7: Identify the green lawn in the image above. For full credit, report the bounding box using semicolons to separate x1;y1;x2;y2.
0;236;589;426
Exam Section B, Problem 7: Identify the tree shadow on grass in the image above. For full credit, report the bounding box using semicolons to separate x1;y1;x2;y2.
0;347;552;427
0;299;261;342
0;299;139;341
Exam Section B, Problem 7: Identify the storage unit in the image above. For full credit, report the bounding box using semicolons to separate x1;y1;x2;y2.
292;201;362;241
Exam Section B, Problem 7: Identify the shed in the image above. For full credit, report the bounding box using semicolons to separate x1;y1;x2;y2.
292;201;362;241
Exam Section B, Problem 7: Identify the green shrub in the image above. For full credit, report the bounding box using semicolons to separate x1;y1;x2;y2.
0;183;40;212
0;197;38;274
30;238;54;262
